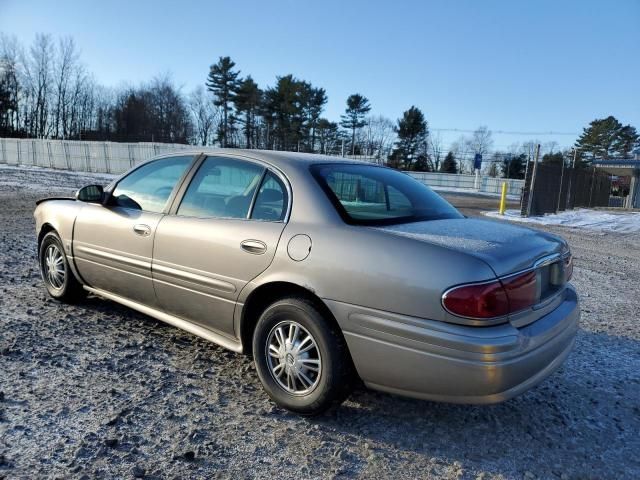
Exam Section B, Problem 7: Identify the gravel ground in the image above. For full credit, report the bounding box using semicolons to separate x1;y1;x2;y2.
1;165;639;480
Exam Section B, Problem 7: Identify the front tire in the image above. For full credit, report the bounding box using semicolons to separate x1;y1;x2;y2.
39;231;86;303
252;296;354;415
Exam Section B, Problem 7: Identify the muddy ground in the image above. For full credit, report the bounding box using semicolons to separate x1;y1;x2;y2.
0;165;638;479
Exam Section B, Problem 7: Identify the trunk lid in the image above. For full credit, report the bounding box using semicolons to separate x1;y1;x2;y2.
375;218;568;277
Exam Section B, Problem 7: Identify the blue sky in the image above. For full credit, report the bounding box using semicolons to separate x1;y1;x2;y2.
1;0;638;150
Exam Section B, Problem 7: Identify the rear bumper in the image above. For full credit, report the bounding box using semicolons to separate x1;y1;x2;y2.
325;285;579;404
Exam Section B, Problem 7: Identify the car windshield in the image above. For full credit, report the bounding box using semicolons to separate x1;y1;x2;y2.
311;163;463;226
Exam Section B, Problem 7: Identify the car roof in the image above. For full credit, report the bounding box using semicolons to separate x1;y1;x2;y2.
157;148;379;175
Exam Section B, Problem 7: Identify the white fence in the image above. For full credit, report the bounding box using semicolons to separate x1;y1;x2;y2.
0;137;524;197
0;138;192;174
408;171;524;197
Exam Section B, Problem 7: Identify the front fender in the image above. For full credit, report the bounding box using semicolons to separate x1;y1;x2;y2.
34;199;84;280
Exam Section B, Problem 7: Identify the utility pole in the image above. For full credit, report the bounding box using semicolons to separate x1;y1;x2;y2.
556;152;567;212
526;144;541;217
565;148;578;210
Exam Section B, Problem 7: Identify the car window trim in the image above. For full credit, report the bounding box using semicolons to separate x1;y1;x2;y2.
247;169;268;219
168;155;291;223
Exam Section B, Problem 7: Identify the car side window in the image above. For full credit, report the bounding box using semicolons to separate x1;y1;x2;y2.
177;157;265;219
110;156;193;213
251;171;287;221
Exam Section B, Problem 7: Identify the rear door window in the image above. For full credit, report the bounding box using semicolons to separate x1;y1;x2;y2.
177;157;265;219
250;171;288;221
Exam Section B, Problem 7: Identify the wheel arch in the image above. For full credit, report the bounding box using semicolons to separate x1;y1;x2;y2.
239;281;347;357
38;222;57;247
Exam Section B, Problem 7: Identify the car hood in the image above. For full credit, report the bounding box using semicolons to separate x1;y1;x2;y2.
374;218;567;277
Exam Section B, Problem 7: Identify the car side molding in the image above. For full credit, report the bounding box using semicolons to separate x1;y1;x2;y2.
84;286;244;353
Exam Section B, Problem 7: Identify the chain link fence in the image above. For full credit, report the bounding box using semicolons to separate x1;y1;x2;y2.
521;161;611;216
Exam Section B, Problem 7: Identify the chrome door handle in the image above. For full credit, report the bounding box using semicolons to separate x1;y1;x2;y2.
240;240;267;255
133;224;151;237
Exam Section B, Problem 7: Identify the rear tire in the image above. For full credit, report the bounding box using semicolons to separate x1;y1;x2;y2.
39;231;86;303
252;296;354;415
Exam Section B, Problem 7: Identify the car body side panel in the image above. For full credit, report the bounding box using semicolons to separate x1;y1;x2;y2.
238;222;498;327
73;203;162;307
152;215;286;335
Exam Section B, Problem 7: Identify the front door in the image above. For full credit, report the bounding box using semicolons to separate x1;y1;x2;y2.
73;155;194;306
152;156;289;336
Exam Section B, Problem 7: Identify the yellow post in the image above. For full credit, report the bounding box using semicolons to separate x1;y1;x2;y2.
499;182;508;215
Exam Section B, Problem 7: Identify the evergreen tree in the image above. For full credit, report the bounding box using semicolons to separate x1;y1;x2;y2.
391;106;428;170
340;94;371;155
315;118;339;154
0;63;19;133
575;116;639;160
502;153;527;179
233;76;262;148
542;151;565;165
440;151;458;173
263;75;307;151
613;125;639;157
304;87;327;152
206;56;240;147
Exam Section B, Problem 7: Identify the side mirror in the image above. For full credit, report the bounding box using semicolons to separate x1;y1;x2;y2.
76;185;104;203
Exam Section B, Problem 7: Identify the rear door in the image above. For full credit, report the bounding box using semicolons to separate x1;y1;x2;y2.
152;155;289;336
73;155;195;306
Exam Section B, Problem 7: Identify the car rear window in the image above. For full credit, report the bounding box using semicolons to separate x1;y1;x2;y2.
311;163;463;226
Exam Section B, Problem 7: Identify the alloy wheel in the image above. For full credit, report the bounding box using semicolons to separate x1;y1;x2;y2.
44;244;65;290
265;320;322;395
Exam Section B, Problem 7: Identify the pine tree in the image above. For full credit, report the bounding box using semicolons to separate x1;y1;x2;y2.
340;94;371;155
234;76;262;148
440;151;458;173
502;153;527;179
391;106;428;170
304;87;327;152
206;56;240;147
575;116;639;160
263;75;307;151
542;152;565;165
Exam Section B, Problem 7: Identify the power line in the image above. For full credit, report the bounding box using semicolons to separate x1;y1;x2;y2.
431;128;579;136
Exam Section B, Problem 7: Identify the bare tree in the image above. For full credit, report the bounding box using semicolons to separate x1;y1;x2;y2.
428;132;445;172
450;135;472;173
361;115;395;162
468;126;494;156
22;34;54;137
189;85;219;145
53;37;79;138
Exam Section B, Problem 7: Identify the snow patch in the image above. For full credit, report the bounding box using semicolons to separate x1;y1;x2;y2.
485;209;640;234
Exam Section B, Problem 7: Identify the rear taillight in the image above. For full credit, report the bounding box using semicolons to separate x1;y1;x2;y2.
502;271;537;312
442;280;509;319
564;255;573;282
443;270;539;320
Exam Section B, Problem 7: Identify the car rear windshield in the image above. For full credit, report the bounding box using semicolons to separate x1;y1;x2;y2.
311;163;463;226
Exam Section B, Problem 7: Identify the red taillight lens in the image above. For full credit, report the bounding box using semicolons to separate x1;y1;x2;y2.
502;271;537;312
443;270;539;320
442;281;509;319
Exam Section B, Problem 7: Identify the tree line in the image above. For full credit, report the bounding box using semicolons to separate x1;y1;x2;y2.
1;33;637;178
